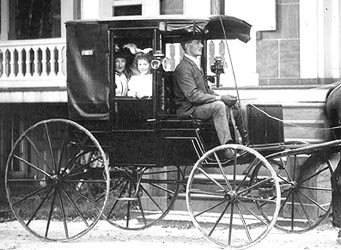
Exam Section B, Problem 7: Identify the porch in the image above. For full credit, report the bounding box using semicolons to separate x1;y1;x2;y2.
0;38;67;103
0;38;331;142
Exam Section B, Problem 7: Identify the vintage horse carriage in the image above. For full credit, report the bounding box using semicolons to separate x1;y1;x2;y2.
4;15;341;249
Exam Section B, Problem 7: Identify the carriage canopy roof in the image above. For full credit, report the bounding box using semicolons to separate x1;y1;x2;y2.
66;15;251;43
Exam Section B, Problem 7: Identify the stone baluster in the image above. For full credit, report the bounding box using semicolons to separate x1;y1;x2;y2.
32;47;39;78
9;48;16;79
25;48;31;77
50;46;56;76
0;50;3;78
57;45;64;77
3;49;9;78
40;46;47;77
17;48;24;78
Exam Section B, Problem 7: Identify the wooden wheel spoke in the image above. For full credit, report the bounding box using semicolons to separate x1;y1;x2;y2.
148;182;176;196
208;202;230;237
139;184;164;213
63;150;86;174
291;191;295;230
13;154;52;178
107;181;129;218
11;185;50;207
227;203;235;246
300;166;330;184
194;200;227;218
44;123;57;173
197;167;225;191
64;182;102;211
125;182;133;228
279;191;292;213
277;174;290;184
239;196;277;204
57;123;70;173
57;189;70;239
45;188;58;237
136;185;147;226
296;193;313;227
189;188;225;197
299;186;332;192
26;186;54;226
65;156;103;178
239;200;269;226
213;152;232;189
277;157;293;183
238;177;273;196
24;135;54;173
236;202;252;242
296;189;328;212
235;157;259;193
60;186;91;227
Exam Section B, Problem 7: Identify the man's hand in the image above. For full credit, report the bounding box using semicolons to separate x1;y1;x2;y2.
220;95;237;107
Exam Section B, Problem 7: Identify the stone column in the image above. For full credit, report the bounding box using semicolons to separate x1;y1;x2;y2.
61;0;75;38
0;0;9;40
300;0;341;80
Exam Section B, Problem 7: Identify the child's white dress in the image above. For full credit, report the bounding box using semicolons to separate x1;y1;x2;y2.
127;74;152;98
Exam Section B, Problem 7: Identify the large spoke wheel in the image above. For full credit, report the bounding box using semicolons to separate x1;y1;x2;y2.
257;150;333;233
186;144;280;249
5;119;110;241
103;165;181;230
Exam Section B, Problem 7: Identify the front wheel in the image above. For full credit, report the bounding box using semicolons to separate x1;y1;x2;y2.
186;144;281;249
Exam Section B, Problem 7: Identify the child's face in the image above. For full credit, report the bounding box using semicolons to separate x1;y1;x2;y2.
137;58;150;75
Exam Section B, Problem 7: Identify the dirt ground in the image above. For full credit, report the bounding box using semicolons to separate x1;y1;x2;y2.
0;218;341;250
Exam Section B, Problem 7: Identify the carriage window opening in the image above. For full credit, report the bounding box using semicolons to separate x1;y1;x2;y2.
114;40;153;99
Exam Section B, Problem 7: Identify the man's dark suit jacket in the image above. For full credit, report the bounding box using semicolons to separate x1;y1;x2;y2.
173;56;218;116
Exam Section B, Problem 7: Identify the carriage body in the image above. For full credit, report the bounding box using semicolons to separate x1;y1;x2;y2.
65;16;283;166
5;15;338;249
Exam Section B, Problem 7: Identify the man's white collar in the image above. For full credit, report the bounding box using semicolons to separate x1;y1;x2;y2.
184;54;201;69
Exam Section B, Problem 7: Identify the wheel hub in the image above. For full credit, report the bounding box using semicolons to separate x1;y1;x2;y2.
225;190;237;202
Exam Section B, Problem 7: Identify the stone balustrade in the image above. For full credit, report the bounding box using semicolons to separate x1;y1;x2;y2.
0;38;66;88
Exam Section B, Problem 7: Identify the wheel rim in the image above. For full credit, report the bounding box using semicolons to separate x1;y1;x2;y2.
102;165;181;230
5;119;110;241
186;144;280;249
261;151;333;233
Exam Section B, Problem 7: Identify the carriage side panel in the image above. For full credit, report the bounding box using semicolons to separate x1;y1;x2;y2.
66;22;110;120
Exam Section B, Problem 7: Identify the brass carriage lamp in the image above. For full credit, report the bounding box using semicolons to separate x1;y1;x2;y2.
210;56;225;88
151;50;164;70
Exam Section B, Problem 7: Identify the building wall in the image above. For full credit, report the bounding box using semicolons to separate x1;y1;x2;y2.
257;0;341;86
257;0;301;86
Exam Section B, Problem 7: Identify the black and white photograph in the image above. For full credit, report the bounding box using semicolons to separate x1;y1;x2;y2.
1;1;341;249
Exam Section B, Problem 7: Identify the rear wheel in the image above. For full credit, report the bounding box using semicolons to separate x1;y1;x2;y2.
257;150;333;233
186;144;280;249
5;119;110;241
103;165;181;230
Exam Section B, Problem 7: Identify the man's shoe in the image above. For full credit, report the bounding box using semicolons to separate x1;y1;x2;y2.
223;148;234;159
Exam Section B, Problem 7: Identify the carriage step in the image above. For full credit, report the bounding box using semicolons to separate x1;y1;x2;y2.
117;197;138;201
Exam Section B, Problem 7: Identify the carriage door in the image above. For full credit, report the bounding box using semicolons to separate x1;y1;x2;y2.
109;27;159;128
